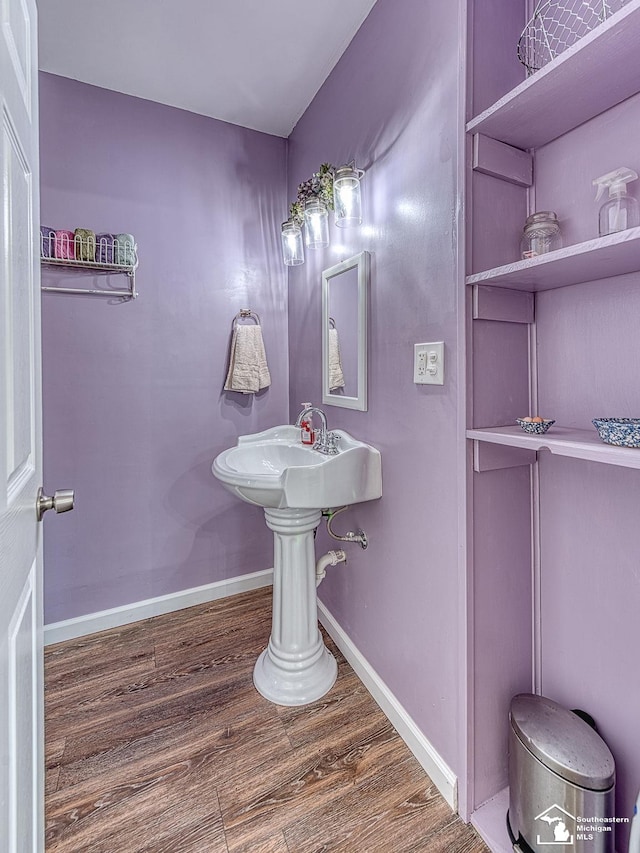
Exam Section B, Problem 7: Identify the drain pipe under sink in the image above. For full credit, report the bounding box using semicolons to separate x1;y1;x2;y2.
316;549;346;587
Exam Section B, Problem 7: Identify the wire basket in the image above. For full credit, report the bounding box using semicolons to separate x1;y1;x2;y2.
517;0;629;75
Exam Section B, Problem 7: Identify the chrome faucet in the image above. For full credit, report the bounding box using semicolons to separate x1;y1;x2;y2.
295;404;339;455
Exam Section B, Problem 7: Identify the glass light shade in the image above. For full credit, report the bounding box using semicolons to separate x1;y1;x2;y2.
333;165;363;227
304;197;329;249
281;219;304;266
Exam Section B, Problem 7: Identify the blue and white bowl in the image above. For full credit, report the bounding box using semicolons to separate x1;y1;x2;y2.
592;418;640;448
516;418;555;435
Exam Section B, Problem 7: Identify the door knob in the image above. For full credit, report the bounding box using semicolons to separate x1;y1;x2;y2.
36;487;75;521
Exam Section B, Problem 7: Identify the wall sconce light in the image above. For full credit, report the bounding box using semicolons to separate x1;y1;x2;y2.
281;219;305;266
333;162;364;228
281;161;365;265
303;197;330;249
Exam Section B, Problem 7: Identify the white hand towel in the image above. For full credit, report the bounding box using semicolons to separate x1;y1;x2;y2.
328;327;345;391
224;325;271;394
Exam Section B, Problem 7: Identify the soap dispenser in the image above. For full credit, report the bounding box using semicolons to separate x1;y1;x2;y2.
593;167;640;236
299;402;315;446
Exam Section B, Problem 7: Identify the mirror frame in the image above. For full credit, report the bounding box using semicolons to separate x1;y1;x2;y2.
322;250;369;411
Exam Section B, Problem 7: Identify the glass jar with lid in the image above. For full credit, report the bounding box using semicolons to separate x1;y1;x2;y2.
303;197;330;249
520;211;562;259
281;219;304;266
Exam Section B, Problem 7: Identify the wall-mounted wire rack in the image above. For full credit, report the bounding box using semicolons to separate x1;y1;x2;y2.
40;231;139;299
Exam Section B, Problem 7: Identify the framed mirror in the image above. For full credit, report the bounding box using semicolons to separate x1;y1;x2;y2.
322;250;369;411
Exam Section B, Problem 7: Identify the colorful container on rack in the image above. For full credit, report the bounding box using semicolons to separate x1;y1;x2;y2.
54;229;75;260
95;233;115;264
40;226;55;258
115;233;135;266
74;228;96;262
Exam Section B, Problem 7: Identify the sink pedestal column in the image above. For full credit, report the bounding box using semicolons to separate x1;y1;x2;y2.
253;507;337;706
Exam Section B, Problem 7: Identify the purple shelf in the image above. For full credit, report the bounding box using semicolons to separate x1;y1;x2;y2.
467;227;640;292
467;1;640;150
467;425;640;470
471;788;512;853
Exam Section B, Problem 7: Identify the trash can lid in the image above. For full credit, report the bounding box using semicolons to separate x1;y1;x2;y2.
510;694;615;790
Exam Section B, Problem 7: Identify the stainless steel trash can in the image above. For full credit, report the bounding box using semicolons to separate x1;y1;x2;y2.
507;694;616;852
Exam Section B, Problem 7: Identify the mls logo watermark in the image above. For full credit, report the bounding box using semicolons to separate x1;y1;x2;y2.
536;805;575;846
534;804;627;845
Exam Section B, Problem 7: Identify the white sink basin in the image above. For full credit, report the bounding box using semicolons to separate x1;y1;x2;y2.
212;425;382;509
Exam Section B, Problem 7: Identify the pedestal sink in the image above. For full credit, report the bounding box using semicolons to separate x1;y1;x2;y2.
212;425;382;706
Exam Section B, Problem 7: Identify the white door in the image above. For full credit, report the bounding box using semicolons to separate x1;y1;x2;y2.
1;0;43;849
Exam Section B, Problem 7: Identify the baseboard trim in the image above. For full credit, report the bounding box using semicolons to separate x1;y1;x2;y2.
318;600;458;812
44;568;274;646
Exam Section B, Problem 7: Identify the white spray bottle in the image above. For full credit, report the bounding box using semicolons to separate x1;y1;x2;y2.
593;167;640;236
630;789;640;853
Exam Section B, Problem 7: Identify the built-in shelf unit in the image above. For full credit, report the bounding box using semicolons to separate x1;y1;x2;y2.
466;2;640;850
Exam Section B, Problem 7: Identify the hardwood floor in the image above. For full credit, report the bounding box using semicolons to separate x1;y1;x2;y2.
45;587;488;853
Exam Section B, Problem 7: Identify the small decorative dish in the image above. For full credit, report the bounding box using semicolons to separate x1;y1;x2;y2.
516;418;555;435
592;418;640;448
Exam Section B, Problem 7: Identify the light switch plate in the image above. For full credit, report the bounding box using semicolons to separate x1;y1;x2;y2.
414;342;444;385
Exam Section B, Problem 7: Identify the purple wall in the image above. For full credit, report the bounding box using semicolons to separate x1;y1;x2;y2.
40;73;288;624
535;91;640;252
471;0;526;116
287;0;466;779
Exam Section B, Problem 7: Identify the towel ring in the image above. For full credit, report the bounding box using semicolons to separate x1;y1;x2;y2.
329;317;336;329
232;308;261;330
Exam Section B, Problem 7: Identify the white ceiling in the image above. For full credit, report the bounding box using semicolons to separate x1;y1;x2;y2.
36;0;378;138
